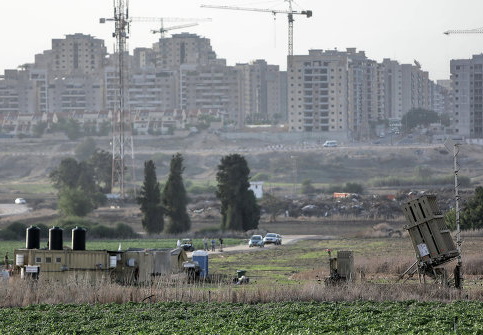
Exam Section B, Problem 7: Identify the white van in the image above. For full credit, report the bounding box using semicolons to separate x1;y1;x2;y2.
323;140;338;147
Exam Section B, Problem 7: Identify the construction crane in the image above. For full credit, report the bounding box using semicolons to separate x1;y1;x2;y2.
444;27;483;35
151;22;200;38
100;6;211;198
201;1;312;66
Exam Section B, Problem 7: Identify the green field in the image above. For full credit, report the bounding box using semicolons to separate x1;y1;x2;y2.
0;301;480;334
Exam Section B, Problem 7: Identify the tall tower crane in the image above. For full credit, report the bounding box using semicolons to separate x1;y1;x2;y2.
201;1;312;65
444;27;483;35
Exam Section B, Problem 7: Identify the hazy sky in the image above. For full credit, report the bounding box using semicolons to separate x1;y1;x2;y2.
2;0;483;80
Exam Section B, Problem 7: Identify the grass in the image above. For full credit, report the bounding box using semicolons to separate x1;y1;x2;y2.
0;183;54;194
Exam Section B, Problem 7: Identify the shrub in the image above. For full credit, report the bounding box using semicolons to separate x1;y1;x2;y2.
114;223;139;238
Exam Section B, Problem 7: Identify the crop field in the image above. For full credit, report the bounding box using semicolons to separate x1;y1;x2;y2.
2;225;483;333
0;301;482;334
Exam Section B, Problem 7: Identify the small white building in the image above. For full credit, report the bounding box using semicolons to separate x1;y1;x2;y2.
249;181;264;199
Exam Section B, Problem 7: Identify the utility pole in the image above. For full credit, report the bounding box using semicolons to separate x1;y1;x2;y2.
445;138;463;288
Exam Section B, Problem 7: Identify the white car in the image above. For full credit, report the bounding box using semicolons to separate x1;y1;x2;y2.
263;233;281;245
323;140;338;147
14;198;26;204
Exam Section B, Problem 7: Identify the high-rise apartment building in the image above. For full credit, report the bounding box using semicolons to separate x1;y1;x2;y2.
180;60;242;126
36;34;107;77
236;60;281;124
450;55;483;138
288;49;350;133
153;33;217;70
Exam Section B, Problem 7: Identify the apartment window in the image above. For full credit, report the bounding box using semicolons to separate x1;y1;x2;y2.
46;257;52;264
35;257;42;263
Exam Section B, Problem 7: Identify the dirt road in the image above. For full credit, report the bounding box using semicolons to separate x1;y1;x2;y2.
0;204;30;217
188;235;329;257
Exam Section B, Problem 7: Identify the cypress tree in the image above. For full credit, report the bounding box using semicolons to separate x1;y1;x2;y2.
216;154;260;231
163;153;191;234
137;160;164;234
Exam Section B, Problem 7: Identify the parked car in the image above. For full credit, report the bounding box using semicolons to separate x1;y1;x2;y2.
180;238;195;252
248;235;264;248
263;233;280;245
14;198;26;204
323;140;338;147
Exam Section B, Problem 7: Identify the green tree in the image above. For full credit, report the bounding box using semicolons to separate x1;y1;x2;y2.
49;158;106;216
58;188;95;217
163;153;191;234
460;186;483;230
64;119;82;140
50;158;82;189
216;154;260;231
75;137;97;161
32;122;48;138
89;149;112;193
401;108;439;132
137;160;164;234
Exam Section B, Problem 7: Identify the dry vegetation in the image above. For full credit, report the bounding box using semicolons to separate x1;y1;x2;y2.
0;276;472;308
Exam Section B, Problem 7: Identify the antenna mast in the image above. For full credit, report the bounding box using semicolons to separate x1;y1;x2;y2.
109;0;135;198
445;138;463;289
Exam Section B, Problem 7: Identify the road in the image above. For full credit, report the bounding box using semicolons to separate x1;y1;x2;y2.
187;234;328;257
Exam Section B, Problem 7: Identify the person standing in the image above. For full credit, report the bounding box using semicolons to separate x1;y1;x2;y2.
211;238;216;252
203;237;208;251
219;237;224;252
4;252;8;270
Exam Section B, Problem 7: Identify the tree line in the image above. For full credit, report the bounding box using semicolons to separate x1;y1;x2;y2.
50;150;260;235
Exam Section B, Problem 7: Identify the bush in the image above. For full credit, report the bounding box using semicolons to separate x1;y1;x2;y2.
114;223;139;238
0;229;20;241
6;222;27;238
89;225;113;239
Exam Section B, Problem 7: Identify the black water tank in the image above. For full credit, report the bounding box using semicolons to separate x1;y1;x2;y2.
49;226;63;250
26;226;40;249
72;226;86;251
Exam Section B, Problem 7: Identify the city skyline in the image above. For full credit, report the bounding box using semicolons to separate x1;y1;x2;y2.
1;1;483;81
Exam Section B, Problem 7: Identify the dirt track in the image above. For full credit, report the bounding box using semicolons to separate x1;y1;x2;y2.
0;204;30;217
187;234;329;257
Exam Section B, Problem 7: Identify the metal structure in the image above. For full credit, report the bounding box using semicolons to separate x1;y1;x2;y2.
325;250;354;284
444;27;483;35
100;4;211;198
151;22;199;38
100;0;134;198
400;195;461;287
201;1;312;65
445;138;463;288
